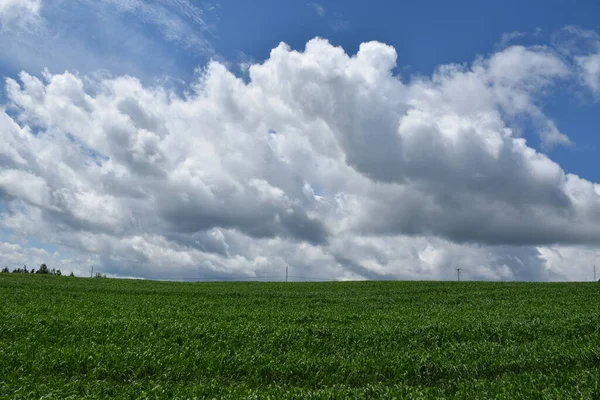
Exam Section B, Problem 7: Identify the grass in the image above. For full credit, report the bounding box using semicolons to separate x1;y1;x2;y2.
0;274;599;399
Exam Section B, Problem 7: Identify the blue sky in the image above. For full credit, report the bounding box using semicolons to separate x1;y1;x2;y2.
0;0;600;281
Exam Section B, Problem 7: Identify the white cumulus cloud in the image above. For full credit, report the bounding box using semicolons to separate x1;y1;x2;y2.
1;38;600;281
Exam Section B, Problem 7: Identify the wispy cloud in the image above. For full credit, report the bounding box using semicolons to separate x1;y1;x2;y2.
0;0;42;30
306;4;350;31
0;0;41;17
0;0;217;82
496;28;544;49
498;31;526;47
307;2;326;17
551;26;600;95
99;0;214;53
331;16;351;31
576;53;600;93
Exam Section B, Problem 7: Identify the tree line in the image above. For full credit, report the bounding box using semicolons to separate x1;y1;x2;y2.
1;264;108;278
1;264;74;276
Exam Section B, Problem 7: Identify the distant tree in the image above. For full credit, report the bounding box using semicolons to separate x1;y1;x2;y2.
37;264;49;274
1;267;8;273
23;265;28;273
94;272;103;278
30;269;35;274
56;269;62;276
69;272;74;277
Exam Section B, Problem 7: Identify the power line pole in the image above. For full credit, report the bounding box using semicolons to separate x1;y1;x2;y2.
594;265;596;282
90;265;93;278
286;265;288;282
457;268;461;282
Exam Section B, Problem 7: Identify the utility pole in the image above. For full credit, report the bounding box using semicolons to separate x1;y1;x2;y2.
594;265;597;282
457;268;461;282
286;265;288;282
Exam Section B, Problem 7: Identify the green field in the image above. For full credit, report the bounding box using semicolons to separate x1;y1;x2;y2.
1;275;599;399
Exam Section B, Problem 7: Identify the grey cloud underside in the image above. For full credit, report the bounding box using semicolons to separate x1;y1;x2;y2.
160;200;329;244
1;36;600;280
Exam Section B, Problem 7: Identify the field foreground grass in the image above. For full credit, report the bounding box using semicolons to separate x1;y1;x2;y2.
1;275;599;399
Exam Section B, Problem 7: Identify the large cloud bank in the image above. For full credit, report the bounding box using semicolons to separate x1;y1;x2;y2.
2;37;600;281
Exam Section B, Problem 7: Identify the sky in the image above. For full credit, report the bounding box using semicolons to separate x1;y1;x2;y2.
1;0;600;281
